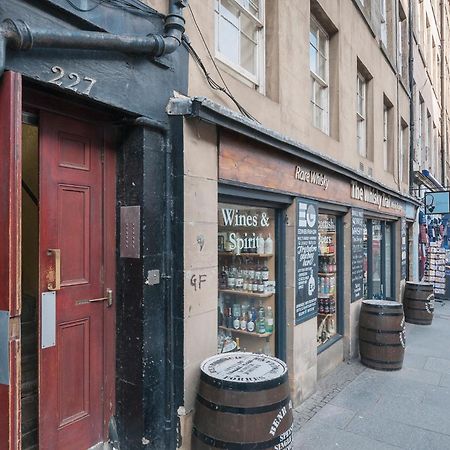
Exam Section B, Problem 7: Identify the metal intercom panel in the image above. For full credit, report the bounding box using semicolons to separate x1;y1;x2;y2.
120;206;141;258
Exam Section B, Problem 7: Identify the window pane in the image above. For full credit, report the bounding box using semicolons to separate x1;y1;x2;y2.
310;45;317;72
315;105;324;128
237;0;259;17
317;83;328;108
372;221;383;299
241;13;257;41
363;220;368;299
317;214;339;346
318;53;327;80
319;31;327;56
241;34;256;74
310;22;318;48
221;0;240;26
219;15;240;64
385;224;392;298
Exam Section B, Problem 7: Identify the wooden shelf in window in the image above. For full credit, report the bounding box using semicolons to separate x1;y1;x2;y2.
318;273;336;277
319;253;335;257
318;293;335;298
219;289;274;298
218;252;273;258
219;326;273;338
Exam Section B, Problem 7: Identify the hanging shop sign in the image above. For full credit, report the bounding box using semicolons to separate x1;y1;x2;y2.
401;217;407;280
351;208;365;302
424;191;450;214
350;181;404;212
295;199;319;325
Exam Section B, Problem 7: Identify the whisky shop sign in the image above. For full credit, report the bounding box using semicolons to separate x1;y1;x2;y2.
294;165;329;190
351;181;403;211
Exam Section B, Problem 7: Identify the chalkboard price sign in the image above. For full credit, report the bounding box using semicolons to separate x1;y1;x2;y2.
295;199;319;325
351;209;365;302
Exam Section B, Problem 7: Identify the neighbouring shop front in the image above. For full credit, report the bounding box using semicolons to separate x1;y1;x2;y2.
169;97;420;446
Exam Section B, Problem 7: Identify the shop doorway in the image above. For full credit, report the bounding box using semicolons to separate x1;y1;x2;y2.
21;104;116;449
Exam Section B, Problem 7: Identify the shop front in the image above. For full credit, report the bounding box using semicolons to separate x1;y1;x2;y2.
171;97;420;445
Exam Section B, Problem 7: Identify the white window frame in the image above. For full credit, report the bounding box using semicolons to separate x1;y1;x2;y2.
418;97;424;163
399;123;404;183
357;73;367;157
398;17;403;76
214;0;265;88
380;0;387;47
383;104;389;171
310;17;330;134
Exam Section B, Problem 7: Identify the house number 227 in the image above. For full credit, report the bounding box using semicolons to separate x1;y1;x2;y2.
48;66;97;95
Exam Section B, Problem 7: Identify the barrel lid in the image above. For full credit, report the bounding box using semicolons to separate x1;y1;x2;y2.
405;281;433;287
200;352;287;391
362;299;402;307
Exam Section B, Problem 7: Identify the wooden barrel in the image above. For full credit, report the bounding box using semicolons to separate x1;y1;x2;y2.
359;300;405;371
192;352;293;450
403;281;434;325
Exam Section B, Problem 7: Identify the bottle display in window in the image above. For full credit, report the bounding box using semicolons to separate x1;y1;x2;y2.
217;203;276;356
317;214;339;346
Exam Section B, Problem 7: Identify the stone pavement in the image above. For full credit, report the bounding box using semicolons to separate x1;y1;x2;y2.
292;299;450;449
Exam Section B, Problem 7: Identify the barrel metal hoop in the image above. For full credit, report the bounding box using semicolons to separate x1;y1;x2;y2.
192;426;292;449
359;338;404;348
359;326;404;334
361;356;403;365
196;394;291;415
361;311;404;317
405;305;434;312
200;371;288;392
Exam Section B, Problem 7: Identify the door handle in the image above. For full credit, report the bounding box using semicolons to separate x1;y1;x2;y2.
76;289;113;307
47;248;61;291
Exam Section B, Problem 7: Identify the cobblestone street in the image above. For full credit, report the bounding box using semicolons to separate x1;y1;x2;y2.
293;300;450;449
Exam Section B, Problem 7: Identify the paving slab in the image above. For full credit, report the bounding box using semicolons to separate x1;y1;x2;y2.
424;356;450;374
293;418;402;450
345;412;432;449
410;429;450;450
308;403;356;430
439;373;450;387
293;300;450;449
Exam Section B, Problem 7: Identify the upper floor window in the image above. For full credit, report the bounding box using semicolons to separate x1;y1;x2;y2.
215;0;265;85
383;104;388;170
310;17;329;134
357;73;367;157
380;0;387;47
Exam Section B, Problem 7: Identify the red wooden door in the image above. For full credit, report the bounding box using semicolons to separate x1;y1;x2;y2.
38;111;113;450
0;71;22;450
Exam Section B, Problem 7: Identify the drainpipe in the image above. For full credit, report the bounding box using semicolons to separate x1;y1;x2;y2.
0;0;187;75
440;0;446;186
408;0;415;194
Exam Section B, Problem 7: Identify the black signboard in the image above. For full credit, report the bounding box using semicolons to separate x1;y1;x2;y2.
295;199;319;325
401;217;407;280
351;209;365;302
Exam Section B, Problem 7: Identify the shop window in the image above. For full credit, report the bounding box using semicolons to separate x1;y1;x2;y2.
217;202;276;356
363;219;395;299
317;214;340;346
214;0;265;86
